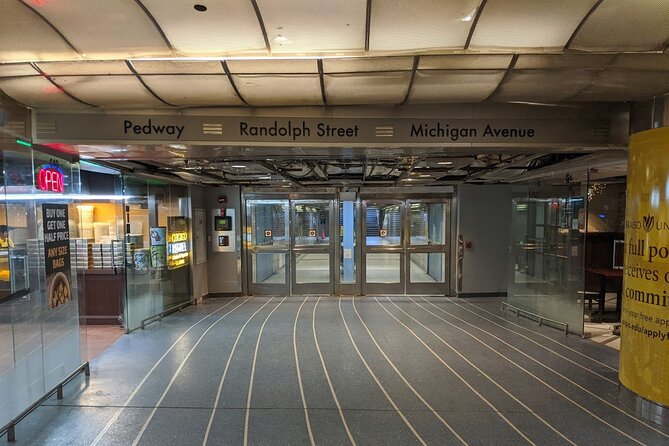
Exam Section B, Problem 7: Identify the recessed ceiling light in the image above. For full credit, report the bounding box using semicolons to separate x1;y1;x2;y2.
419;174;431;178
437;161;453;165
231;165;246;168
194;4;207;12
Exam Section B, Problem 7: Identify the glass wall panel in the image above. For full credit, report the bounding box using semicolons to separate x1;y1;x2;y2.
508;183;586;335
340;200;356;284
365;203;401;246
410;202;446;245
252;252;286;284
295;252;330;283
410;253;445;283
366;253;401;283
124;178;192;331
0;147;85;426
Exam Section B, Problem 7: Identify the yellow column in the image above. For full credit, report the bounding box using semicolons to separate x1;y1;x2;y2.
621;127;669;412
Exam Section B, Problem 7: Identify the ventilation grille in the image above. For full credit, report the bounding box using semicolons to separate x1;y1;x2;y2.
202;122;223;135
375;125;394;137
36;120;57;137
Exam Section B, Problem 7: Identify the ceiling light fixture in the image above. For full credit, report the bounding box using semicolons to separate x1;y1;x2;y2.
437;161;453;165
231;165;246;168
194;4;207;12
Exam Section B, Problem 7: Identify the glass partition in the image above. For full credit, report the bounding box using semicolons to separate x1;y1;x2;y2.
124;178;192;331
508;183;586;335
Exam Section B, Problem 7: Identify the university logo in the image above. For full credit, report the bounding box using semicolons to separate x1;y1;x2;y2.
643;214;655;233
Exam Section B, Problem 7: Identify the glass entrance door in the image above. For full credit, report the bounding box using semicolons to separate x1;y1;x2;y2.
362;199;450;295
291;200;334;295
246;199;290;295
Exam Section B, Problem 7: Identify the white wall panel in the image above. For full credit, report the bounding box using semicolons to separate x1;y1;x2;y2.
142;75;243;106
0;77;86;107
233;75;322;106
325;72;411;104
409;70;505;103
53;76;163;107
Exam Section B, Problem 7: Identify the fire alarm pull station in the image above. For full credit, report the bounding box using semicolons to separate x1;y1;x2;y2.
212;208;235;252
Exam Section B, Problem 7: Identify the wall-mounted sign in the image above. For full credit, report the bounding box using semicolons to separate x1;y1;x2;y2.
167;216;189;270
308;229;316;237
380;229;388;237
35;113;622;147
37;163;64;192
43;204;71;309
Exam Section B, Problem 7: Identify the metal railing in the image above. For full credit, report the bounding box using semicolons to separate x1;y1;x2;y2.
0;362;90;442
139;298;196;331
501;301;569;335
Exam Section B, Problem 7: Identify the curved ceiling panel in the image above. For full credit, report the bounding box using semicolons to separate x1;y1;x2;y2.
227;59;318;74
574;70;669;101
0;1;79;62
20;0;170;58
141;0;267;56
369;0;479;51
141;75;243;106
325;72;411;105
418;54;512;70
570;0;669;51
52;75;163;107
470;0;598;51
233;74;323;106
492;70;598;103
256;0;366;53
36;61;131;76
0;77;87;107
323;57;414;73
0;63;40;78
409;70;506;103
131;60;225;74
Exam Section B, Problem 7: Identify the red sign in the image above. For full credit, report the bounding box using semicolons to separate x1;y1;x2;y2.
37;164;64;192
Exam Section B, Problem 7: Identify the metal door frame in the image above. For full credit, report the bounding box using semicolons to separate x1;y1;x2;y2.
244;198;290;296
361;199;406;295
290;199;335;295
336;194;362;296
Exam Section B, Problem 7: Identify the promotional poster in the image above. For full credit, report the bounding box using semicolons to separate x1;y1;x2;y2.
42;204;72;309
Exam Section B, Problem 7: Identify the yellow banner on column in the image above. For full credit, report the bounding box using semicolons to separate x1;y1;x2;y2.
621;127;669;407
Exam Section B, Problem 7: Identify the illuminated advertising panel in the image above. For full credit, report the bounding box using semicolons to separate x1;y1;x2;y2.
167;216;189;270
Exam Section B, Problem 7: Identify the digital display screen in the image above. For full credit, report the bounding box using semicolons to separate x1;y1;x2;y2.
215;216;232;231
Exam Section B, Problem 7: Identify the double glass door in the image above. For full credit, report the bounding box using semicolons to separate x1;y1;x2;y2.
362;199;450;295
246;198;334;295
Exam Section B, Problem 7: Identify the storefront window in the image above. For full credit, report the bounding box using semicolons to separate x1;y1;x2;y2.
124;178;192;331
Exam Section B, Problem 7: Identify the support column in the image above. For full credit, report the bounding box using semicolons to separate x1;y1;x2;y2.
620;126;669;427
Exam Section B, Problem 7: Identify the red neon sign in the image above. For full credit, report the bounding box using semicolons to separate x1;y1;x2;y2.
37;164;64;192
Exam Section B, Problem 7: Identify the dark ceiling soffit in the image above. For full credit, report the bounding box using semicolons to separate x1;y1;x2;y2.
485;54;518;101
563;0;605;51
18;0;80;55
249;0;272;54
365;0;372;52
317;60;327;105
400;55;420;105
125;60;176;106
464;0;488;50
133;0;175;53
221;61;249;105
30;62;98;107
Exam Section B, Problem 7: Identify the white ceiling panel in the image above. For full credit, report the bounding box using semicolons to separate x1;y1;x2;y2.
574;70;669;102
0;1;79;62
0;77;87;107
36;61;131;76
132;60;225;75
141;0;267;56
142;75;243;106
227;59;318;74
0;64;39;78
256;0;366;53
370;0;479;51
52;76;163;107
409;70;506;103
470;0;599;51
23;0;170;58
323;57;414;73
233;75;322;106
419;55;512;70
571;0;669;51
492;70;598;102
325;72;411;105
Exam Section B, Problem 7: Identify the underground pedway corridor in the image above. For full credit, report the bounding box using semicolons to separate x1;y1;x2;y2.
11;296;668;446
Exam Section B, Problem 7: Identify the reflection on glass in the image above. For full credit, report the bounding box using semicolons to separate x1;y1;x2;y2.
366;253;400;283
340;200;356;284
295;252;330;283
410;253;445;283
247;200;289;247
366;203;401;246
294;202;330;245
253;252;286;284
410;202;446;245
